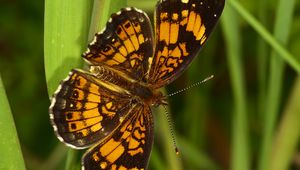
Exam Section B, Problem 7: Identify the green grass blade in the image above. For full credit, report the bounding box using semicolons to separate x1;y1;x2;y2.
44;0;93;95
181;79;208;170
40;143;68;170
228;0;300;73
259;0;296;169
178;137;221;170
271;76;300;170
150;146;167;170
107;0;128;18
256;0;269;118
221;2;250;170
127;0;156;12
0;75;26;170
155;105;183;170
88;0;127;40
44;0;93;169
65;149;81;170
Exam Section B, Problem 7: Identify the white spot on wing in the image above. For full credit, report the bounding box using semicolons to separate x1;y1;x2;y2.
49;113;54;120
83;48;90;55
53;125;57;131
57;136;64;142
49;97;56;110
90;36;97;45
55;84;62;94
135;8;144;14
83;58;93;65
101;29;106;36
65;143;78;149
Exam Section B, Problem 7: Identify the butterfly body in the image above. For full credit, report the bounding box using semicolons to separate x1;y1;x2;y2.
89;65;166;107
50;0;224;169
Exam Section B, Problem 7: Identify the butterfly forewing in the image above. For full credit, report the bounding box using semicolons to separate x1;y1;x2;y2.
148;0;225;88
83;8;154;80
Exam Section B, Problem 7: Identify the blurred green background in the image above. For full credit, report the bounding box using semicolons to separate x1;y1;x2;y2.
1;0;300;170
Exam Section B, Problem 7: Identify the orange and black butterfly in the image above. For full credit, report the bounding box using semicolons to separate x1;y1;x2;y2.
49;0;225;169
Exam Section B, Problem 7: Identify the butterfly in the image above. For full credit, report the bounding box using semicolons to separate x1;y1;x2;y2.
49;0;224;169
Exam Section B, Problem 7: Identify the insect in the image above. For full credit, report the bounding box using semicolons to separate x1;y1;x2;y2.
49;0;224;169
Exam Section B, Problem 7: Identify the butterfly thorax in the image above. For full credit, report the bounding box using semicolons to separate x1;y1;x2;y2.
90;65;167;107
131;85;167;107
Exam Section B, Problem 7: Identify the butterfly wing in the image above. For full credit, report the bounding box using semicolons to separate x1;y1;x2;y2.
83;8;154;80
82;104;153;170
148;0;225;88
49;69;134;148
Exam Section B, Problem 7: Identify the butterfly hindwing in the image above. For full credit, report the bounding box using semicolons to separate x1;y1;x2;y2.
82;104;153;170
83;8;154;80
148;0;225;87
49;69;133;148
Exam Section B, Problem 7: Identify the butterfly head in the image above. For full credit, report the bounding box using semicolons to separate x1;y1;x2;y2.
150;90;168;107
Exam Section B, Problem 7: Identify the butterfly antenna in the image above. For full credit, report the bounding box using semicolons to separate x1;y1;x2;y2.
167;75;214;97
162;105;179;155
